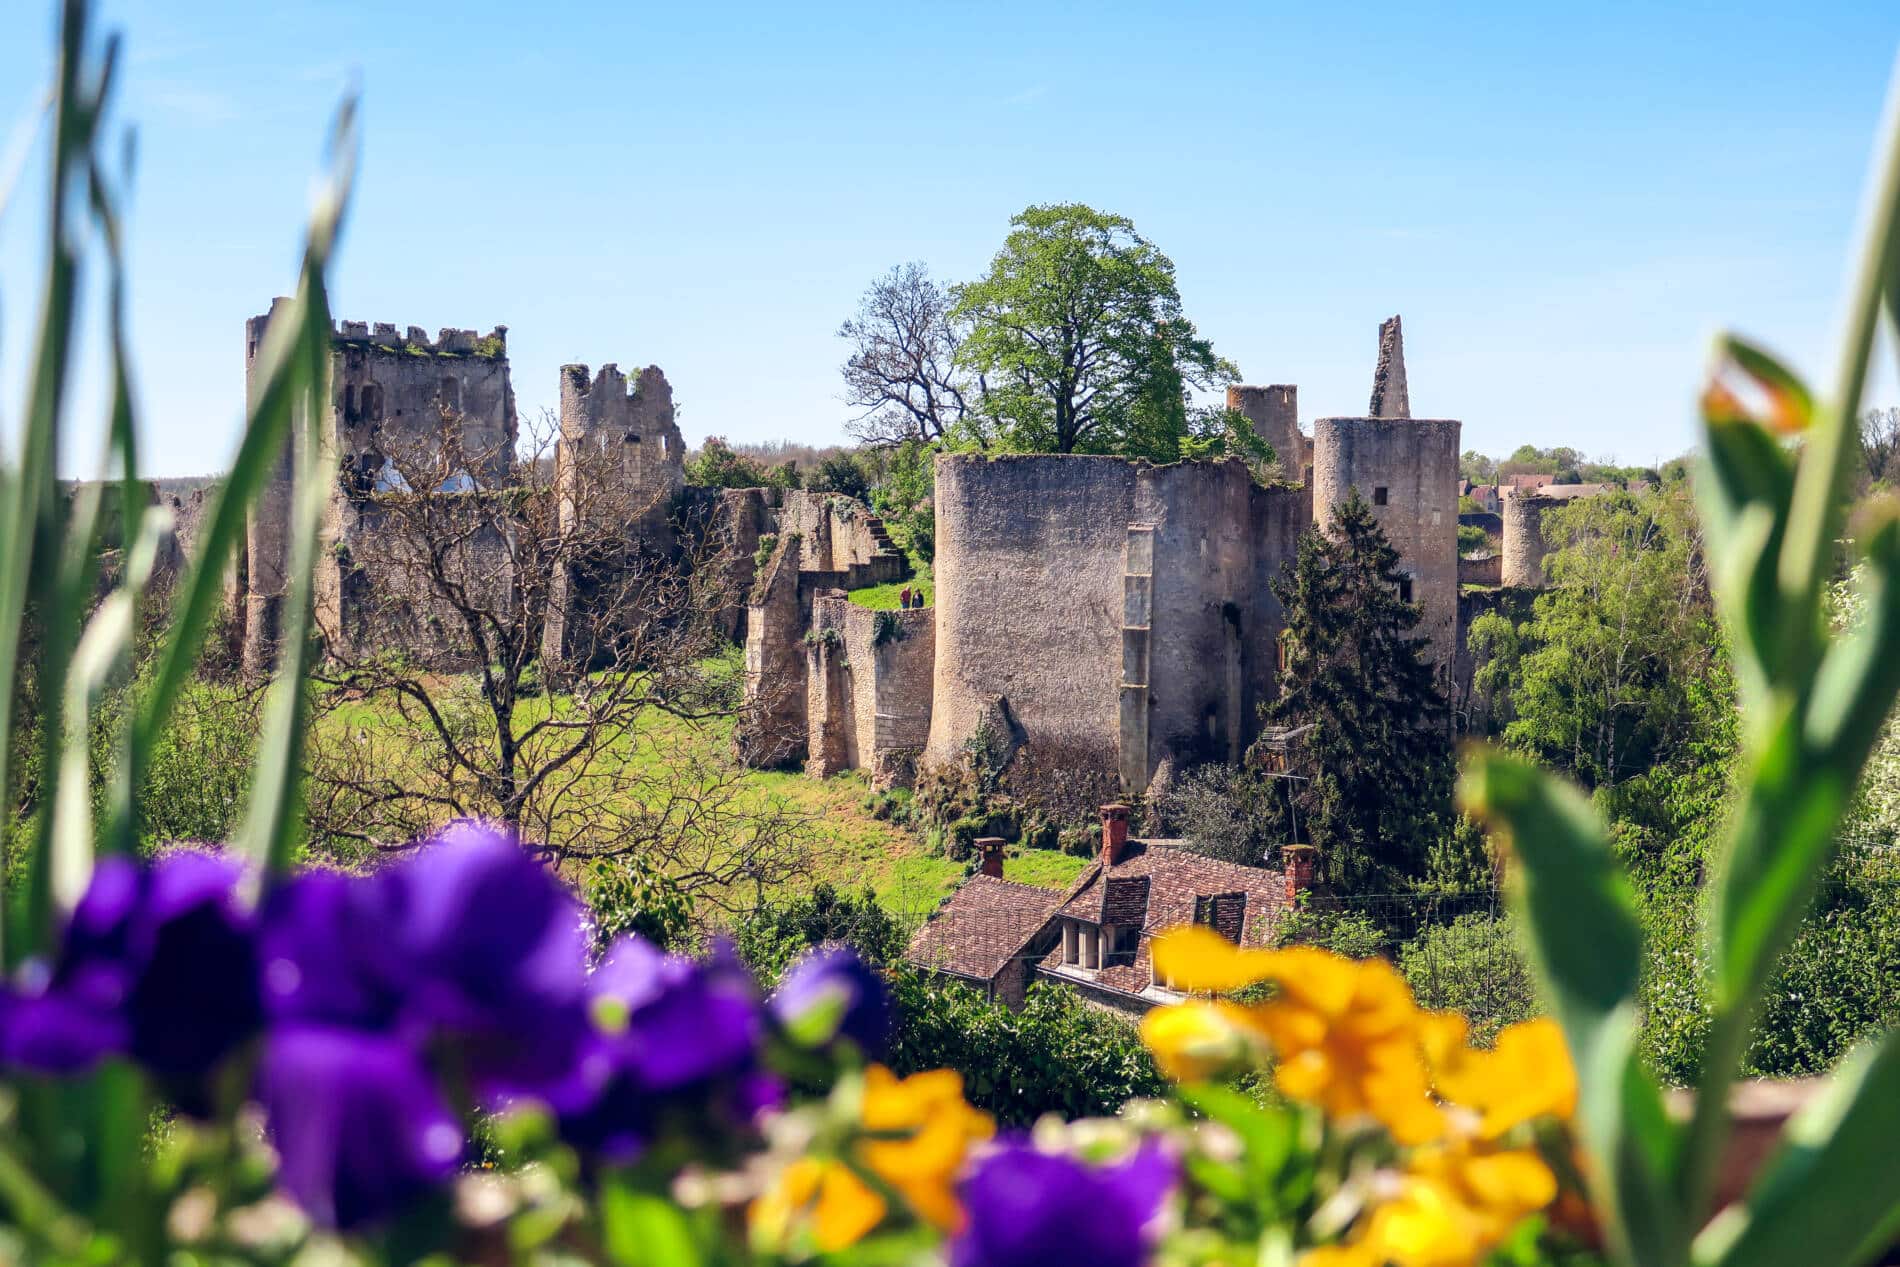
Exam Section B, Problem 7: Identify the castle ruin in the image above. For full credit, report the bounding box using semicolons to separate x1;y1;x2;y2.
232;301;686;673
229;300;1564;812
740;315;1479;806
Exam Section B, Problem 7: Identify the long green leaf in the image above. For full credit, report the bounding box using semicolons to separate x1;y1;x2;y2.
1694;1032;1900;1267
1462;748;1683;1267
234;98;356;880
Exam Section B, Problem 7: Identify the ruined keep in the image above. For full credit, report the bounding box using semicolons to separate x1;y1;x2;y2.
739;314;1471;806
1501;490;1556;588
542;363;687;668
925;456;1311;796
238;299;518;671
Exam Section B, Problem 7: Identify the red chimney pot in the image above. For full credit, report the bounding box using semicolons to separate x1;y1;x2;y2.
1100;804;1131;866
1282;843;1317;905
976;837;1006;879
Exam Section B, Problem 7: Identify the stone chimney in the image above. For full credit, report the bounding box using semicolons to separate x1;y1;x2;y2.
1282;843;1317;905
1100;803;1131;866
976;837;1006;879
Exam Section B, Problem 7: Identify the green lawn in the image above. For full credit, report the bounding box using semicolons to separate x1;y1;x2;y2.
308;665;1083;924
847;577;932;610
849;559;933;610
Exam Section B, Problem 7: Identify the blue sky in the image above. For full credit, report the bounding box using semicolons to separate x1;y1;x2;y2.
2;0;1897;476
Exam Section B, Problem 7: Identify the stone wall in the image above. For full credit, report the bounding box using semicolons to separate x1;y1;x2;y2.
926;453;1310;801
805;596;936;786
1310;416;1461;669
1502;491;1555;588
1458;552;1502;586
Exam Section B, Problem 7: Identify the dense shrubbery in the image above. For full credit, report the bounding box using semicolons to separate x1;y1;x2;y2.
885;974;1166;1125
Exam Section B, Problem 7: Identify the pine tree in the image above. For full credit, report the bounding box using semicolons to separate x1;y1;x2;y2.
1261;490;1455;891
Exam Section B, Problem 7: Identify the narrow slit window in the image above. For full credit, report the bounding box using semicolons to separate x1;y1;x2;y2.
1398;577;1414;604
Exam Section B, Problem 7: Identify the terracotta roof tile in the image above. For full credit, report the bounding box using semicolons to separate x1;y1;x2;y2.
905;874;1069;983
1040;841;1290;1001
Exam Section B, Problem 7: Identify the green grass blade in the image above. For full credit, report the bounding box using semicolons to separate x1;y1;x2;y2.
235;98;356;881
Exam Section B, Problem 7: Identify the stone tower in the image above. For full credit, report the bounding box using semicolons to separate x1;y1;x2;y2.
237;303;516;671
1502;490;1555;587
1312;316;1460;668
1226;384;1311;482
542;363;685;668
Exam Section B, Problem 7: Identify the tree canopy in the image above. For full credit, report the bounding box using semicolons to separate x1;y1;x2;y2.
1261;492;1454;890
950;203;1237;461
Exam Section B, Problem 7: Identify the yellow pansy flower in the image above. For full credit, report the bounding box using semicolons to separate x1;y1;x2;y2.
1248;952;1444;1145
1303;1142;1557;1267
1146;934;1447;1144
749;1157;886;1252
749;1065;994;1252
1427;1016;1577;1139
856;1065;995;1231
1152;924;1286;992
1138;998;1262;1082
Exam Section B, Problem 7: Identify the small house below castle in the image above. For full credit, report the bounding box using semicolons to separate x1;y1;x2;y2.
906;805;1312;1014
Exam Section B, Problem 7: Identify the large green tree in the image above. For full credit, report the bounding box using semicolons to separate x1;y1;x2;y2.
1470;487;1727;792
950;203;1237;460
1262;492;1454;891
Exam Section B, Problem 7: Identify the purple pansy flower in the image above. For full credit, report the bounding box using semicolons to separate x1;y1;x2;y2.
770;945;891;1056
554;936;779;1163
258;821;593;1103
374;821;593;1098
0;852;261;1091
258;1023;464;1231
949;1138;1176;1267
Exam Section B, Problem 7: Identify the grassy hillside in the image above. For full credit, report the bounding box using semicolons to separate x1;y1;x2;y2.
306;672;1084;923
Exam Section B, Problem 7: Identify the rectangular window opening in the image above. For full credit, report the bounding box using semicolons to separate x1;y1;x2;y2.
1373;486;1389;506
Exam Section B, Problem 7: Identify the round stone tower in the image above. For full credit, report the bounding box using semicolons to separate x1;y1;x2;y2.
1311;415;1462;666
1502;491;1555;588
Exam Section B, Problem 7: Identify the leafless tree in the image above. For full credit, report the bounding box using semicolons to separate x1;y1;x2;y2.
304;408;810;911
839;262;980;447
1859;406;1900;489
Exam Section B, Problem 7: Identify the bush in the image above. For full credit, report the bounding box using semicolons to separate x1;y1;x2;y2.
886;972;1165;1124
584;855;692;953
732;882;909;985
1157;761;1284;867
685;436;773;489
809;451;872;500
1271;903;1389;959
1399;912;1539;1046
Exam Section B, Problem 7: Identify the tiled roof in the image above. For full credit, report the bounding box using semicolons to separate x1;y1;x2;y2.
905;874;1069;983
1042;841;1290;1000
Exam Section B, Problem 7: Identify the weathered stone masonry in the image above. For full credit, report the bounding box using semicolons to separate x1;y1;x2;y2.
237;301;687;673
924;454;1311;797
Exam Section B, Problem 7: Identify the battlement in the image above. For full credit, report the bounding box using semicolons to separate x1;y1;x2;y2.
333;319;508;359
561;363;668;401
